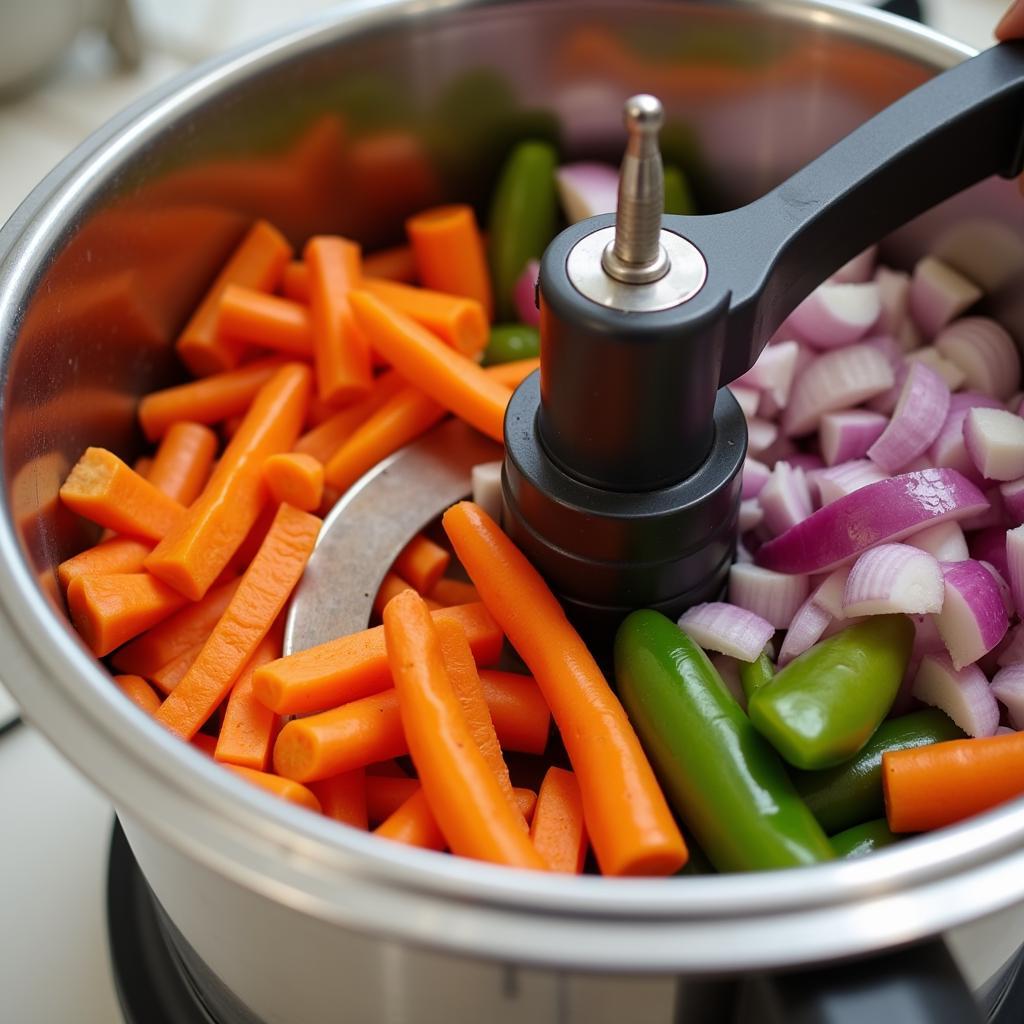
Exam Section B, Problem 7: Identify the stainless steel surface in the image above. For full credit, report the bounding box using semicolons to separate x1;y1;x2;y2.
2;1;1024;1020
286;420;500;655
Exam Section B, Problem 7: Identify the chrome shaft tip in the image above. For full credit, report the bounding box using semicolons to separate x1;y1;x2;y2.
623;94;664;132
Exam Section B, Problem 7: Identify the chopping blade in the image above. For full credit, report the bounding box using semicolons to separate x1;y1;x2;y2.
284;419;501;656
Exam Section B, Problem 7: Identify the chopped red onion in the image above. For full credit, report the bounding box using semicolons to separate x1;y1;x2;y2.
819;410;888;466
874;265;910;335
997;623;1024;667
513;260;540;327
739;499;764;533
904;346;967;391
933;559;1008;669
959;487;1007;533
786;454;826;475
729;384;761;420
729;563;809;629
741;458;771;499
999;477;1024;526
756;469;989;575
788;282;881;350
842;543;944;617
1006;524;1024;617
759;462;813;536
747;417;779;456
832;245;878;284
866;362;950;474
812;565;851;618
968;525;1011;580
979;560;1014;618
909;257;983;338
555;162;618;223
678;601;775;663
912;653;1000;737
928;391;1004;484
964;408;1024;482
898;319;923;354
777;596;832;666
816;460;888;505
710;653;747;709
471;461;503;522
935;317;1021;401
905;521;968;562
990;664;1024;729
734;340;800;406
756;434;799;469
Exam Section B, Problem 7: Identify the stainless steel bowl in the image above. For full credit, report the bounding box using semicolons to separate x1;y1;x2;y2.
3;2;1024;1021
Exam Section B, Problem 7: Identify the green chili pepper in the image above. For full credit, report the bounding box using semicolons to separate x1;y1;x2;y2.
748;616;914;771
615;610;834;872
663;164;696;216
792;708;964;834
830;818;899;859
483;324;540;366
487;141;558;320
739;649;774;701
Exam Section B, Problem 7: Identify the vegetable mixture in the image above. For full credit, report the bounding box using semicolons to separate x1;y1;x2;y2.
54;138;1024;876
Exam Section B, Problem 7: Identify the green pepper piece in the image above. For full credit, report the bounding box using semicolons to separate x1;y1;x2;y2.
615;610;834;872
483;324;540;366
792;708;964;834
663;164;696;215
748;616;914;771
739;649;774;701
487;141;559;320
830;818;900;859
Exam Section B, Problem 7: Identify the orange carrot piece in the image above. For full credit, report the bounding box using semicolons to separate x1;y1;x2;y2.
145;364;311;600
366;758;409;778
393;534;450;594
154;503;321;739
309;769;368;828
363;244;418;285
281;261;310;303
323;384;445;492
263;452;323;512
226;764;321;813
58;536;153;591
217;285;313;358
112;578;240;677
214;624;284;771
530;767;588;873
478;670;551;755
138;357;287;442
372;573;442;619
442;501;686;877
405;205;492;319
192;733;219;756
147;422;219;504
381;590;544;868
485;357;540;390
114;674;162;715
177;220;292;376
60;448;185;541
361;279;488;359
429;577;480;607
229;501;279;575
366;775;420;823
67;573;190;656
304;394;339;429
150;641;203;695
305;236;372;406
884;732;1024;832
253;602;502;714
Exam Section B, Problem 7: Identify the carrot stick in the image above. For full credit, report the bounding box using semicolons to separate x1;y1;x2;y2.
393;533;450;594
154;503;321;739
442;501;687;877
67;573;190;656
381;590;544;868
309;769;368;828
429;577;480;607
530;767;588;873
114;674;162;715
884;732;1024;832
304;394;339;429
214;623;284;771
361;279;488;359
134;456;154;478
217;285;313;358
271;669;544;781
60;448;185;541
281;261;311;303
263;452;323;512
372;573;441;619
349;292;509;442
405;205;492;319
323;384;444;492
366;775;420;823
364;244;418;285
147;422;219;504
138;357;287;442
225;764;321;813
229;501;278;575
305;236;372;406
485;357;540;389
177;220;293;376
58;536;153;591
477;670;551;755
253;601;502;714
192;733;219;756
150;642;203;695
366;759;409;778
112;578;241;677
145;364;312;600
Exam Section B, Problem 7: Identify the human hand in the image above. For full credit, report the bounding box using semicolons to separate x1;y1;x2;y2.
997;0;1024;39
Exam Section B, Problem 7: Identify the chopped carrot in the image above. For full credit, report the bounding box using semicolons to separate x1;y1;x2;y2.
271;669;543;781
372;573;442;619
114;674;162;715
304;394;339;428
364;244;418;285
281;261;311;303
393;534;450;594
429;577;480;607
485;357;540;389
60;448;185;541
134;456;154;478
405;205;492;319
349;292;509;442
229;501;279;575
309;769;368;828
442;501;686;877
58;536;153;591
150;642;203;694
147;422;219;504
221;415;245;442
154;503;321;739
215;623;284;771
217;285;313;358
305;236;372;406
262;452;323;512
137;357;287;442
477;670;551;755
530;767;588;873
177;220;293;376
366;759;409;778
67;573;189;656
323;384;444;492
145;364;311;601
366;775;420;823
381;590;544;868
361;279;488;358
192;733;218;756
253;601;502;714
226;764;321;813
884;732;1024;832
112;578;240;677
